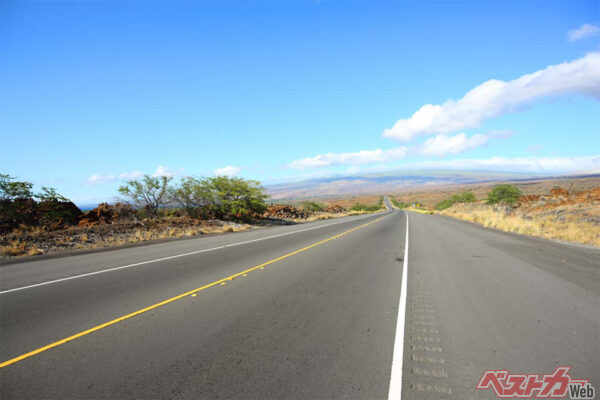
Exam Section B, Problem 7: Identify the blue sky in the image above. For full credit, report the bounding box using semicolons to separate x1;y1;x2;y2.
1;1;599;204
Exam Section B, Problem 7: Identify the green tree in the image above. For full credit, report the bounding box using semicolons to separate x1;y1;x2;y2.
209;176;268;219
0;174;33;200
35;187;81;223
118;175;172;217
169;177;215;218
0;175;80;229
0;174;36;231
36;187;69;202
487;184;522;205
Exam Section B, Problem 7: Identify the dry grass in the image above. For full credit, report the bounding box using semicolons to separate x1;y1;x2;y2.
442;203;600;247
321;195;383;209
294;210;377;223
26;247;43;256
347;210;373;216
1;240;43;257
1;203;378;259
390;175;600;209
0;220;255;258
1;240;27;257
405;208;434;215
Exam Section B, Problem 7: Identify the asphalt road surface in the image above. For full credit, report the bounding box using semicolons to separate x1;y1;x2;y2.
1;203;598;399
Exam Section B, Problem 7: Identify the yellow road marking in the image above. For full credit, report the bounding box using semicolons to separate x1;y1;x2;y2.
0;215;386;369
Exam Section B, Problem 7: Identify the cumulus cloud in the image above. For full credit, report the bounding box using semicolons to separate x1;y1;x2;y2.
86;165;182;185
418;133;488;157
213;166;241;176
288;147;409;170
406;155;600;173
382;52;600;142
417;130;512;158
85;174;116;186
568;23;600;41
288;129;510;168
153;165;184;177
118;171;144;180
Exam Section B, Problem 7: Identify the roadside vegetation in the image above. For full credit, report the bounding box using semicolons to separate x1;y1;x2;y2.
349;197;384;212
434;191;477;210
391;182;599;246
1;173;378;258
486;184;522;205
440;185;600;247
0;174;82;234
300;201;325;212
390;197;410;209
118;175;268;221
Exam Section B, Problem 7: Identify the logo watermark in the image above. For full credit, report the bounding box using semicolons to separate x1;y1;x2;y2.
477;367;595;399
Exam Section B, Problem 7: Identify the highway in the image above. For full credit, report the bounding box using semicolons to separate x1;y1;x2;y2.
0;200;598;399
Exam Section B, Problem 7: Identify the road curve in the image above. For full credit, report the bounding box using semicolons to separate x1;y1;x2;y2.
0;208;598;399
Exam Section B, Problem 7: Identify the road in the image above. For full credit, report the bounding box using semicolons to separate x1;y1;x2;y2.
0;203;598;399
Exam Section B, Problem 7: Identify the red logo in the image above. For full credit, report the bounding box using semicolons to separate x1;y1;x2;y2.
477;367;595;399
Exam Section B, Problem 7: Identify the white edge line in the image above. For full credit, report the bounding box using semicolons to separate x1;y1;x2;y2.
388;210;409;400
0;212;388;295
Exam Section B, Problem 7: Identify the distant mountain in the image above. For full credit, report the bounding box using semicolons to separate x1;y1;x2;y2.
266;170;539;200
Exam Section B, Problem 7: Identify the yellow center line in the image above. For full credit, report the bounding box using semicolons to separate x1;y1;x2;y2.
0;214;387;369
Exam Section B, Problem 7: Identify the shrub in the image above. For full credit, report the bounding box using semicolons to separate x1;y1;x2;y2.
454;191;476;203
434;199;456;211
208;176;268;220
301;201;325;212
487;184;522;205
435;191;477;210
35;187;81;226
120;175;267;221
350;202;381;212
390;198;410;209
119;175;172;217
169;177;214;218
0;175;80;231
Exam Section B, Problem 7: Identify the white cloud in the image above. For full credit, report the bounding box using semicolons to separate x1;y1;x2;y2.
153;165;184;177
419;133;488;157
213;166;241;176
288;147;409;169
568;23;600;41
344;166;362;174
404;155;600;173
417;130;513;158
382;52;600;142
118;171;145;180
85;174;116;186
86;166;183;185
288;129;510;168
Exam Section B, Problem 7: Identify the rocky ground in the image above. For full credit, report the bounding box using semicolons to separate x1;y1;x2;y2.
0;203;359;258
440;186;600;247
